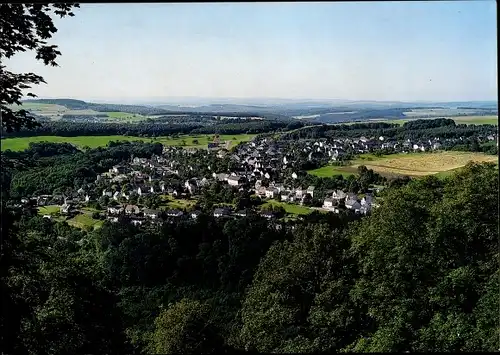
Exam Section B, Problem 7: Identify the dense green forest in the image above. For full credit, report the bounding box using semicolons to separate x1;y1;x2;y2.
1;149;498;353
283;118;496;140
1;120;304;138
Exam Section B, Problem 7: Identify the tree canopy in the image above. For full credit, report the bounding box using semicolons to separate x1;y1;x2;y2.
0;3;80;132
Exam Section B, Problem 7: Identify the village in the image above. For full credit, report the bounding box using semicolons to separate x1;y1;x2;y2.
20;131;497;228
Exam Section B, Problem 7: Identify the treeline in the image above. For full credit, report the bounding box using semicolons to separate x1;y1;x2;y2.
190;120;303;135
1;120;307;138
62;114;109;119
2;121;200;137
1;162;498;353
402;117;456;129
282;119;497;141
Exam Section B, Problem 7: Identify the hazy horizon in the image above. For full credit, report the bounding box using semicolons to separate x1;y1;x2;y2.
23;96;499;106
5;2;498;102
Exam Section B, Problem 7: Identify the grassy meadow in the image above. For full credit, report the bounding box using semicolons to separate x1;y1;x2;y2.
261;199;312;215
306;165;357;178
308;151;499;178
67;213;104;230
1;134;257;151
159;195;197;210
38;205;61;215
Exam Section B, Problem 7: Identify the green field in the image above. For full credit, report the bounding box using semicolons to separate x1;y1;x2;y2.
8;102;67;112
67;213;103;230
449;116;498;125
307;165;356;178
159;195;197;210
261;200;312;215
8;103;107;120
38;205;61;215
308;151;499;178
1;134;257;151
8;103;151;122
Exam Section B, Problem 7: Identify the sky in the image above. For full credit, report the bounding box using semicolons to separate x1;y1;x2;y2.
5;1;498;103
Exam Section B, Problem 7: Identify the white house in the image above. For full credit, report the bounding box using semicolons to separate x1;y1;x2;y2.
214;207;231;218
274;184;285;193
265;187;279;199
281;192;293;202
295;188;305;199
184;180;197;194
107;206;123;215
260;211;274;219
432;142;442;150
256;186;267;197
125;204;140;215
306;186;315;198
323;198;335;209
345;198;361;212
61;203;71;214
227;175;244;187
166;209;183;218
191;211;201;219
332;190;347;201
143;209;161;219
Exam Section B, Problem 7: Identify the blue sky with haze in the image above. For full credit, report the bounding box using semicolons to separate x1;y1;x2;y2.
5;1;497;102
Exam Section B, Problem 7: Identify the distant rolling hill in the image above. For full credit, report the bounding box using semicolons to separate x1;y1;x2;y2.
16;98;498;125
15;99;292;122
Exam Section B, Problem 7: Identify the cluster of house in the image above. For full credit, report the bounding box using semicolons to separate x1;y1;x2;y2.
280;133;498;159
288;136;443;161
322;190;378;215
26;133;468;226
20;135;383;224
103;203;279;226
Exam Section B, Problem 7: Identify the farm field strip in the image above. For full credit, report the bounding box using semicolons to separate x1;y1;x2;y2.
449;115;498;125
1;134;257;151
351;152;498;176
308;151;498;178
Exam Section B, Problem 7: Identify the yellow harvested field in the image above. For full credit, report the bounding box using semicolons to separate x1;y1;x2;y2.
351;152;498;176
